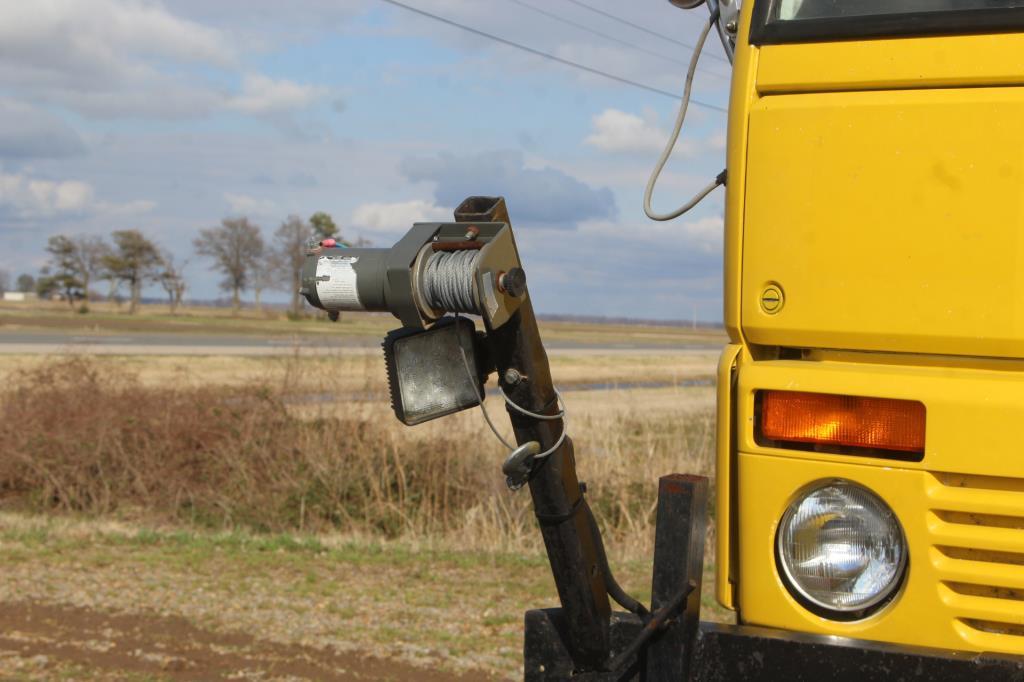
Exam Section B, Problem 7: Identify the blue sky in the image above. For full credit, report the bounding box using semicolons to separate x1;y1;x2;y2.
0;0;731;321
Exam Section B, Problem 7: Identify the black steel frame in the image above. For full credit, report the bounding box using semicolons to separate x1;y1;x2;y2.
454;197;613;671
526;612;1024;681
522;475;1024;681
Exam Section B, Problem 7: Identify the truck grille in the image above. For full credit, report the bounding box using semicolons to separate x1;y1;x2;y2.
927;472;1024;651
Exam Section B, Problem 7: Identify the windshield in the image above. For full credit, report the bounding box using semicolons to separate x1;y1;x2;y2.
776;0;1020;21
778;0;1019;20
752;0;1024;43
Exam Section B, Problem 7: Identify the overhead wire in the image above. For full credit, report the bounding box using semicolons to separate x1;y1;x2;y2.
504;0;729;81
377;0;727;112
563;0;731;65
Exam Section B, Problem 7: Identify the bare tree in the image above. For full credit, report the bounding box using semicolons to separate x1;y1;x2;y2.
251;248;280;313
103;230;163;314
159;253;188;314
43;235;110;309
102;272;122;305
193;217;264;312
44;235;85;308
0;270;9;295
273;215;313;316
78;236;110;304
35;272;58;299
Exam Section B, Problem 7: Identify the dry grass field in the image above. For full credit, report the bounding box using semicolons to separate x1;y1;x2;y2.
0;305;727;680
0;300;726;349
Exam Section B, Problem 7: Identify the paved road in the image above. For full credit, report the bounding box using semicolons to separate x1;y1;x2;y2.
0;330;721;356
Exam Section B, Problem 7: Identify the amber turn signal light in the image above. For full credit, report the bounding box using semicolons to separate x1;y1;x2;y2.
760;391;925;454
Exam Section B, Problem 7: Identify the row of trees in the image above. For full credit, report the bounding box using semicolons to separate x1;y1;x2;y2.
0;271;38;296
1;212;360;315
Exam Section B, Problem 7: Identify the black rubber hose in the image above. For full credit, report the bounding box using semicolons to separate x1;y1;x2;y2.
584;502;650;618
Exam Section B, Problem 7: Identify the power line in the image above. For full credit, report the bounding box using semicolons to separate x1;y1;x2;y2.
505;0;729;81
563;0;731;65
377;0;727;113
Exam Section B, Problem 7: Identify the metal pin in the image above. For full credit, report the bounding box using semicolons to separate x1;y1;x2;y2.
504;368;524;386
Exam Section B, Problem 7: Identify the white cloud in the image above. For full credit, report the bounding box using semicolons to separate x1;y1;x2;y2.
350;200;452;234
583;110;728;158
101;199;157;216
0;0;233;86
679;215;725;253
0;1;330;121
0;175;93;218
0;99;86;158
0;170;153;220
585;109;681;155
579;215;723;254
0;0;232;120
226;74;329;115
224;192;276;216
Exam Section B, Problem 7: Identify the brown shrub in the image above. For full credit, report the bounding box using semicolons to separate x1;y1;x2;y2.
0;357;714;554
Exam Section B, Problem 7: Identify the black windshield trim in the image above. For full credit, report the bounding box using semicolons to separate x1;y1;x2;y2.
750;1;1024;45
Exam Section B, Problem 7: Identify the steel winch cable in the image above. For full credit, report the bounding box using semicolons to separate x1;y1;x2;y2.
422;249;480;314
456;329;569;462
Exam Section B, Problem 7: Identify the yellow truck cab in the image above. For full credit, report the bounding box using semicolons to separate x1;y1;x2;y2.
718;0;1024;660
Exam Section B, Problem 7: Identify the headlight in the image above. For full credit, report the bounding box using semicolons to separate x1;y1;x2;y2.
777;481;907;617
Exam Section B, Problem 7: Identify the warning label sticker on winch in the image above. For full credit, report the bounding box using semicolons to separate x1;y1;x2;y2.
315;256;362;310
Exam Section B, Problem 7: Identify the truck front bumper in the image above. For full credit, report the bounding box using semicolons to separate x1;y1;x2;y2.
524;609;1024;681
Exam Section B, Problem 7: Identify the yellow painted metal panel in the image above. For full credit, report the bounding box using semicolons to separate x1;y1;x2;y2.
931;551;1024;591
742;87;1024;358
758;33;1024;94
735;354;1024;480
722;2;759;342
715;343;743;610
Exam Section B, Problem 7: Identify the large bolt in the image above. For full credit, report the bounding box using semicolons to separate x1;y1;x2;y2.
498;267;527;297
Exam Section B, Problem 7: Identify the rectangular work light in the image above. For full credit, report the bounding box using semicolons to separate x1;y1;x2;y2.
383;317;487;426
759;390;926;455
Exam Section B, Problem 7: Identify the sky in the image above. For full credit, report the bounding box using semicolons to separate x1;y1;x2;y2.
0;0;732;321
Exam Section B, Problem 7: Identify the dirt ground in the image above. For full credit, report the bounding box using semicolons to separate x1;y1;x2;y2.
0;516;731;681
0;601;488;681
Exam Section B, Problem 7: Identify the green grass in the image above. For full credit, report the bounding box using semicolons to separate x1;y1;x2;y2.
0;514;733;680
0;519;565;574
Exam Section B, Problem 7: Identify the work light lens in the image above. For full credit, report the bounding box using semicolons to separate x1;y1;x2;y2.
384;318;483;426
777;481;906;615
